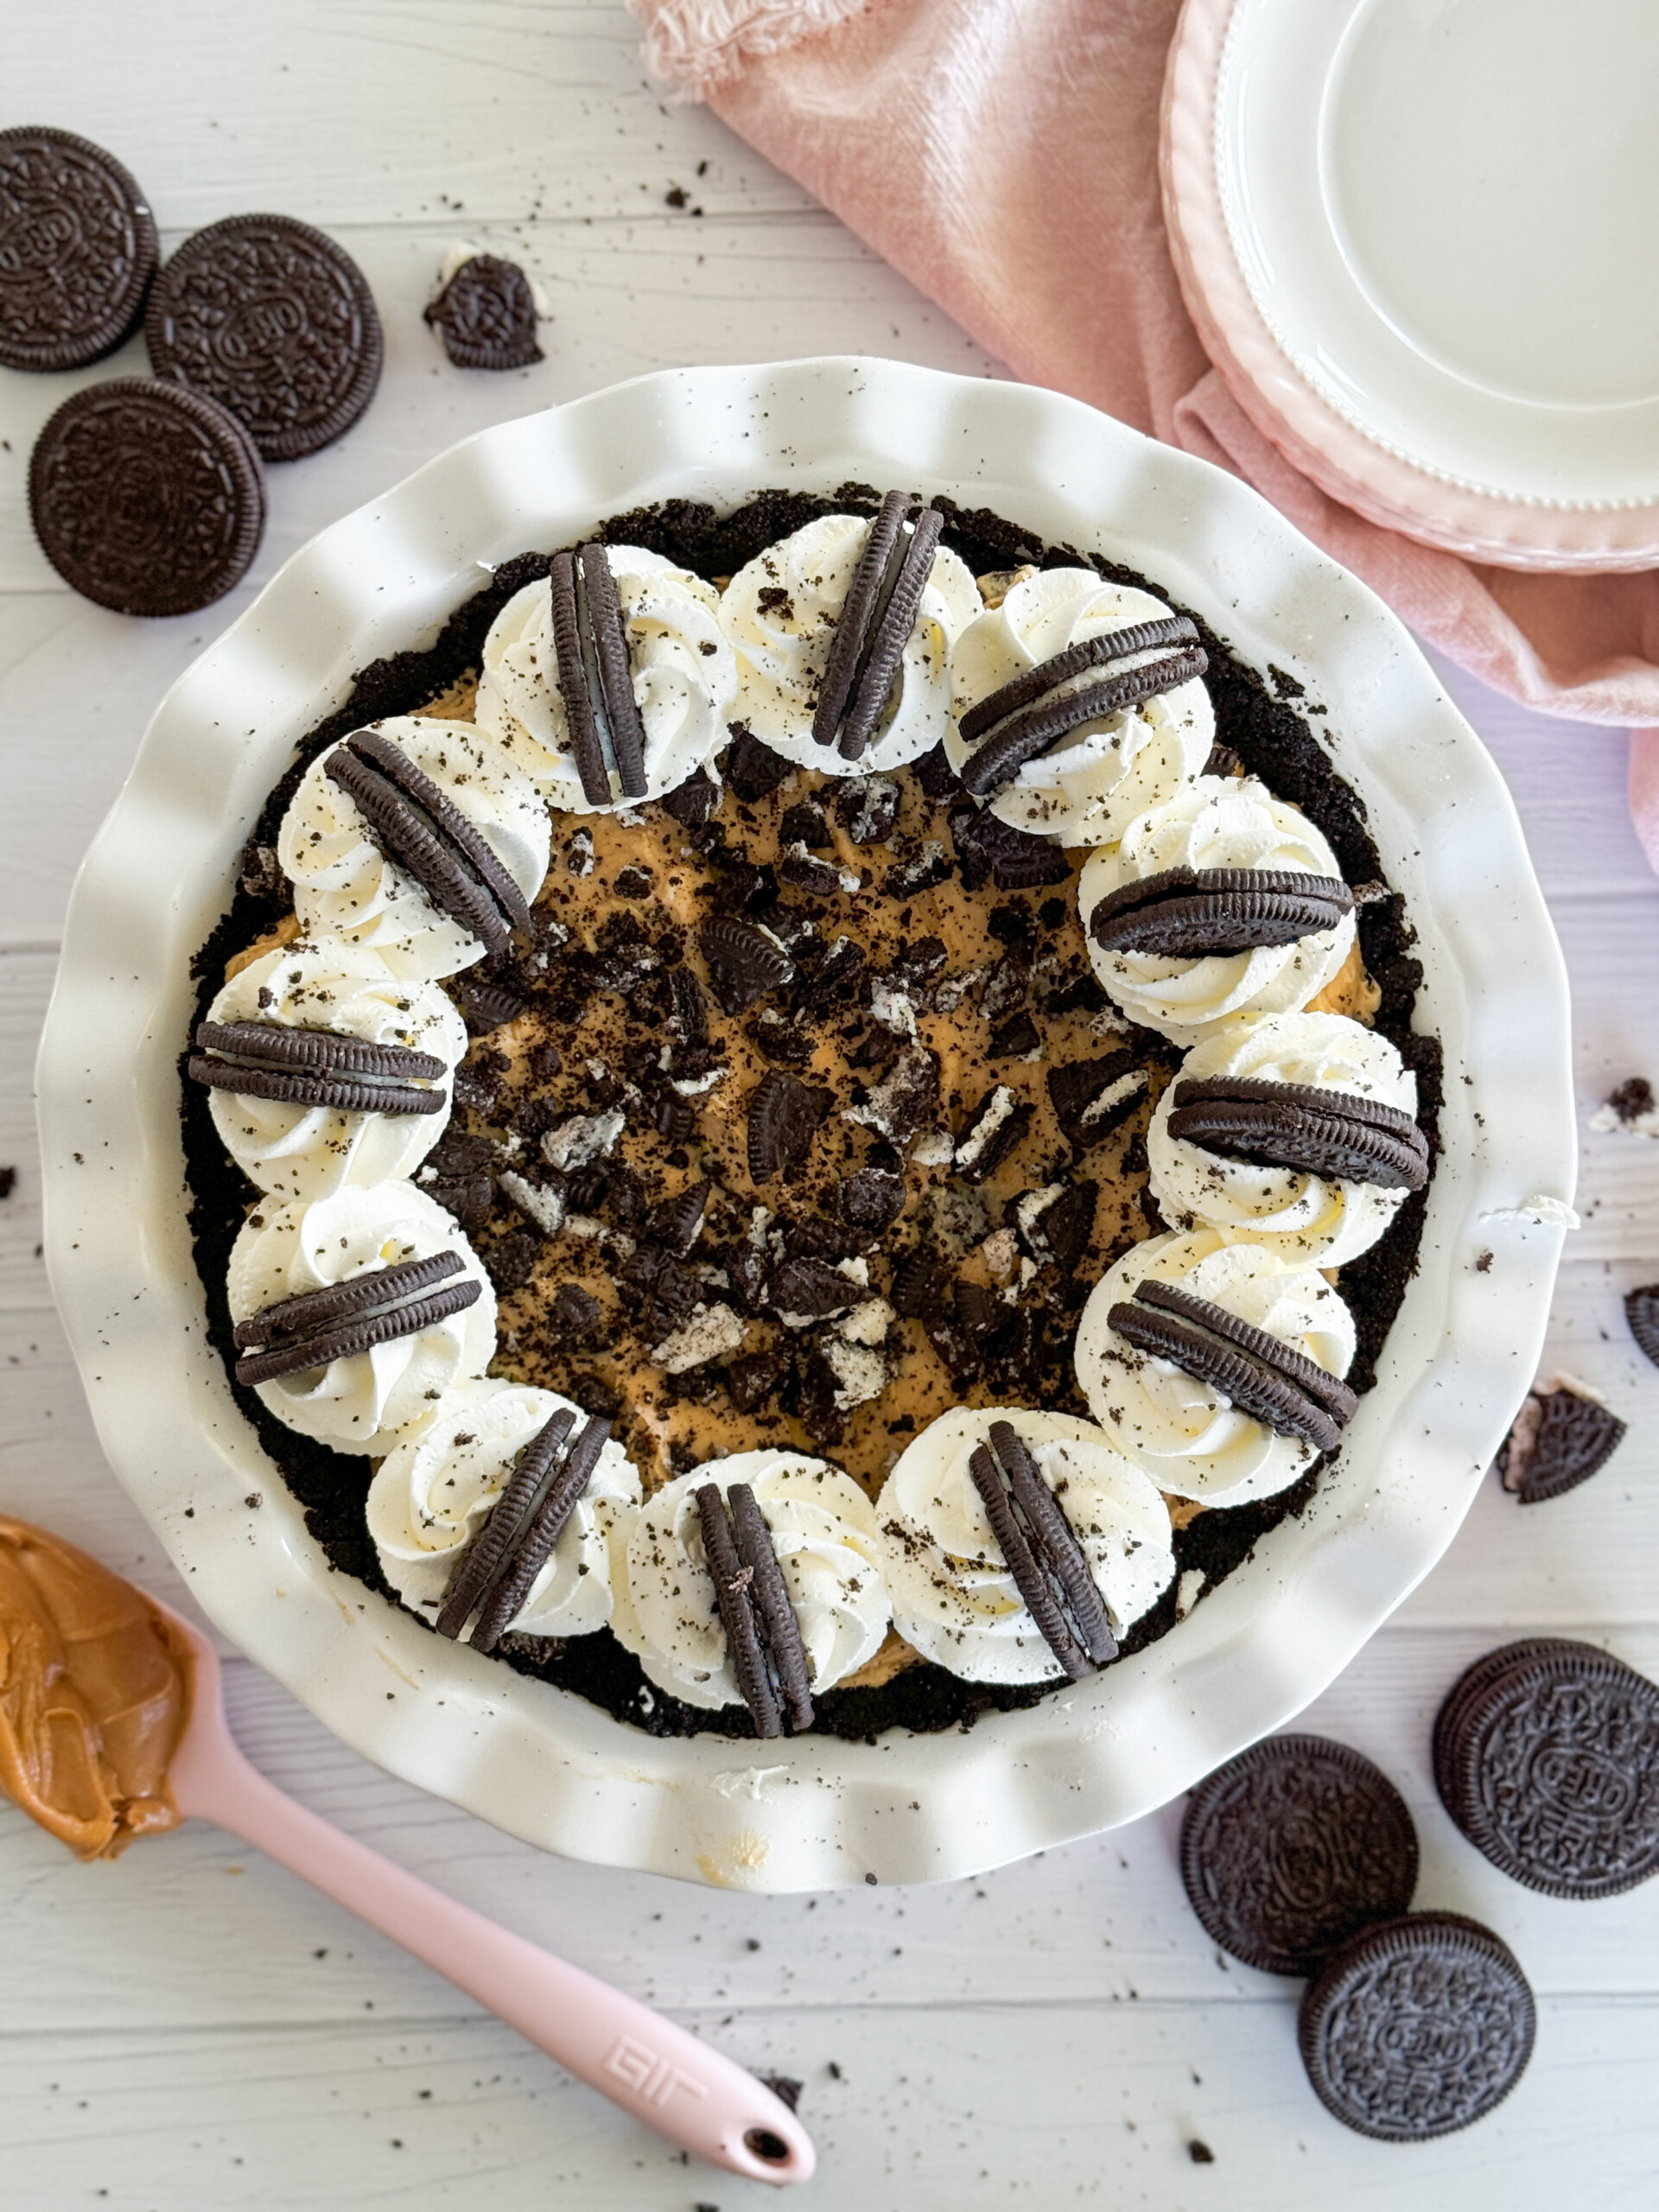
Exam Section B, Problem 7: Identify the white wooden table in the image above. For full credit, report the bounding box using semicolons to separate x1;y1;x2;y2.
4;9;1657;2206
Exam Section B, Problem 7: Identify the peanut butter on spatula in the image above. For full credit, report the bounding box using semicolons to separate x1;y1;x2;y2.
0;1515;194;1859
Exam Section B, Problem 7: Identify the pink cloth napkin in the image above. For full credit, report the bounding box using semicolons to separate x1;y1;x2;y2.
631;0;1659;870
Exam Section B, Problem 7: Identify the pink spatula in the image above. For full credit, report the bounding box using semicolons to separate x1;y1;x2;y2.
162;1601;814;2185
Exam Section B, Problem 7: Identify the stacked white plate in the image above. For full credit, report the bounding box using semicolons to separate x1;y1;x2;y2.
1162;0;1659;570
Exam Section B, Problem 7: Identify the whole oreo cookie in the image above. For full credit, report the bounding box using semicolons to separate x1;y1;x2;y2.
146;214;383;461
424;252;543;371
29;378;265;616
0;127;158;371
1433;1639;1659;1897
1180;1734;1419;1975
1299;1912;1535;2140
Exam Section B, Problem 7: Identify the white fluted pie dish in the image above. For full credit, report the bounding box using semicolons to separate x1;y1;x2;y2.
37;359;1573;1891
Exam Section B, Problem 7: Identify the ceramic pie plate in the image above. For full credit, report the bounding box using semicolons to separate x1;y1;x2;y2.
1162;0;1659;571
37;358;1573;1892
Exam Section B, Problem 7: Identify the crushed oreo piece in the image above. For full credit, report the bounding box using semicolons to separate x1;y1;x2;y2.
1088;866;1353;957
1018;1181;1096;1273
770;1254;858;1319
747;1069;833;1182
667;963;709;1045
779;799;830;849
883;842;953;900
547;1282;601;1344
451;976;528;1034
701;915;794;1015
661;767;721;826
890;1248;952;1321
840;1166;905;1233
954;1085;1033;1185
988;1011;1041;1060
950;806;1071;892
725;726;795;800
778;846;850;898
912;741;961;800
835;775;899;844
1497;1382;1626;1503
1048;1050;1147;1149
727;1349;786;1413
845;1045;940;1144
650;1178;712;1258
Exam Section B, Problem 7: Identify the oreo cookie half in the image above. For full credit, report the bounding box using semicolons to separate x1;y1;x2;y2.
1168;1076;1429;1192
812;490;945;762
549;543;649;805
29;378;265;617
435;1407;577;1641
1107;1276;1356;1453
467;1414;613;1655
0;127;158;371
232;1249;480;1386
965;1420;1116;1681
188;1019;448;1116
1625;1283;1659;1369
1299;1913;1535;2140
1496;1383;1626;1503
424;252;543;371
1180;1735;1419;1975
1089;867;1354;958
957;617;1207;798
325;726;531;959
1433;1639;1659;1897
146;214;383;461
696;1482;814;1737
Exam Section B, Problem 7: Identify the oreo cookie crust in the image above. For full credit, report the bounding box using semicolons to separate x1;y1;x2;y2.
1299;1913;1535;2140
30;378;265;616
146;214;383;461
0;127;158;371
1180;1734;1419;1975
1433;1639;1659;1897
181;488;1438;1739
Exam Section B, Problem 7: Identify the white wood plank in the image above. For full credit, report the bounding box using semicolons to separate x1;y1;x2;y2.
0;1997;1652;2211
8;0;811;231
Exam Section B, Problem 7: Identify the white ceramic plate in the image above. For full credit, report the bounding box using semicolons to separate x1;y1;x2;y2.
1164;0;1659;569
37;359;1574;1892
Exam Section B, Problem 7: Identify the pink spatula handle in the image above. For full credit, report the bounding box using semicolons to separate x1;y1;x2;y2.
167;1628;811;2184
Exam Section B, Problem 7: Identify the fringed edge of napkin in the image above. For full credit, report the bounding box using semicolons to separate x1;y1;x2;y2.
629;0;875;98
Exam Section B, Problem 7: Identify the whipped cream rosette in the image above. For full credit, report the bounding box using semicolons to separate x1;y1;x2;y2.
474;544;737;810
608;1450;891;1712
367;1378;639;1641
226;1180;496;1454
880;1406;1174;1687
194;938;467;1204
1077;777;1357;1048
1147;1010;1425;1265
721;505;981;775
1074;1229;1357;1506
945;572;1213;847
277;716;548;982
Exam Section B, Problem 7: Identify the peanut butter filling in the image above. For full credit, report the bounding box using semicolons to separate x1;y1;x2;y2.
0;1516;193;1860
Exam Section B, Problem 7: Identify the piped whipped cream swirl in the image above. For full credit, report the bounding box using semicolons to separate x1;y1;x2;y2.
474;547;738;810
946;573;1213;847
201;938;467;1204
608;1450;891;1711
1147;1010;1418;1265
1074;1229;1357;1505
367;1378;640;1639
879;1406;1174;1686
1077;777;1356;1048
226;1180;497;1454
277;717;549;982
721;512;981;775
